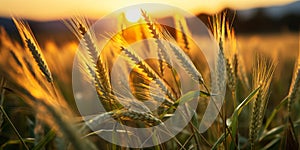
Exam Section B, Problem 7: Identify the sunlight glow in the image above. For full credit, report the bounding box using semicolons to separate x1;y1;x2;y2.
125;9;141;22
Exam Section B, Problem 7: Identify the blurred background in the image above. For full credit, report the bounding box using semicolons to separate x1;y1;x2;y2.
0;0;299;125
0;1;299;117
0;1;299;90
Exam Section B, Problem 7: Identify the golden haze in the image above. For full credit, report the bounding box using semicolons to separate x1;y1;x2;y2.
0;0;295;21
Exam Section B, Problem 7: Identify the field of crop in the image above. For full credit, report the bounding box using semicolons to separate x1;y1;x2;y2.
0;10;299;150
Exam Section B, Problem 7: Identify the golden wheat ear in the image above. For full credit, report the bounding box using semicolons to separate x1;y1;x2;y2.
160;30;208;93
12;18;53;83
141;9;173;77
120;46;176;104
174;15;191;53
64;17;112;95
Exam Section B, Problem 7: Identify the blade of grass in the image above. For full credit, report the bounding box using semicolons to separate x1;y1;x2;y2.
0;138;34;150
159;90;209;119
229;86;261;144
259;120;300;141
264;96;288;131
213;86;260;149
180;134;194;150
261;137;281;150
190;114;201;150
0;105;30;150
32;129;56;150
232;86;261;118
0;88;29;150
211;132;229;150
280;117;299;149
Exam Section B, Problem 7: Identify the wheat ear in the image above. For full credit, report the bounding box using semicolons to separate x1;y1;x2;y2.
120;46;176;104
112;109;161;125
174;15;190;53
225;58;236;91
87;108;161;129
13;18;53;83
287;50;300;115
225;24;238;92
161;31;208;92
249;55;276;149
141;9;172;76
178;20;190;51
65;17;113;100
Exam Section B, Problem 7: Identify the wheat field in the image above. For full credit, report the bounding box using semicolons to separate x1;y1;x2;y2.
0;10;299;150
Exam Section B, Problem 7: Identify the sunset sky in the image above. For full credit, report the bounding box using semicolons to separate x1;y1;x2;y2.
0;0;295;21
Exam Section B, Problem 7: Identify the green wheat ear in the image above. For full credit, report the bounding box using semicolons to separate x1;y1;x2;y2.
249;54;276;149
288;50;300;115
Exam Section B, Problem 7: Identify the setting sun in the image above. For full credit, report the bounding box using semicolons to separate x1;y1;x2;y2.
125;8;141;22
